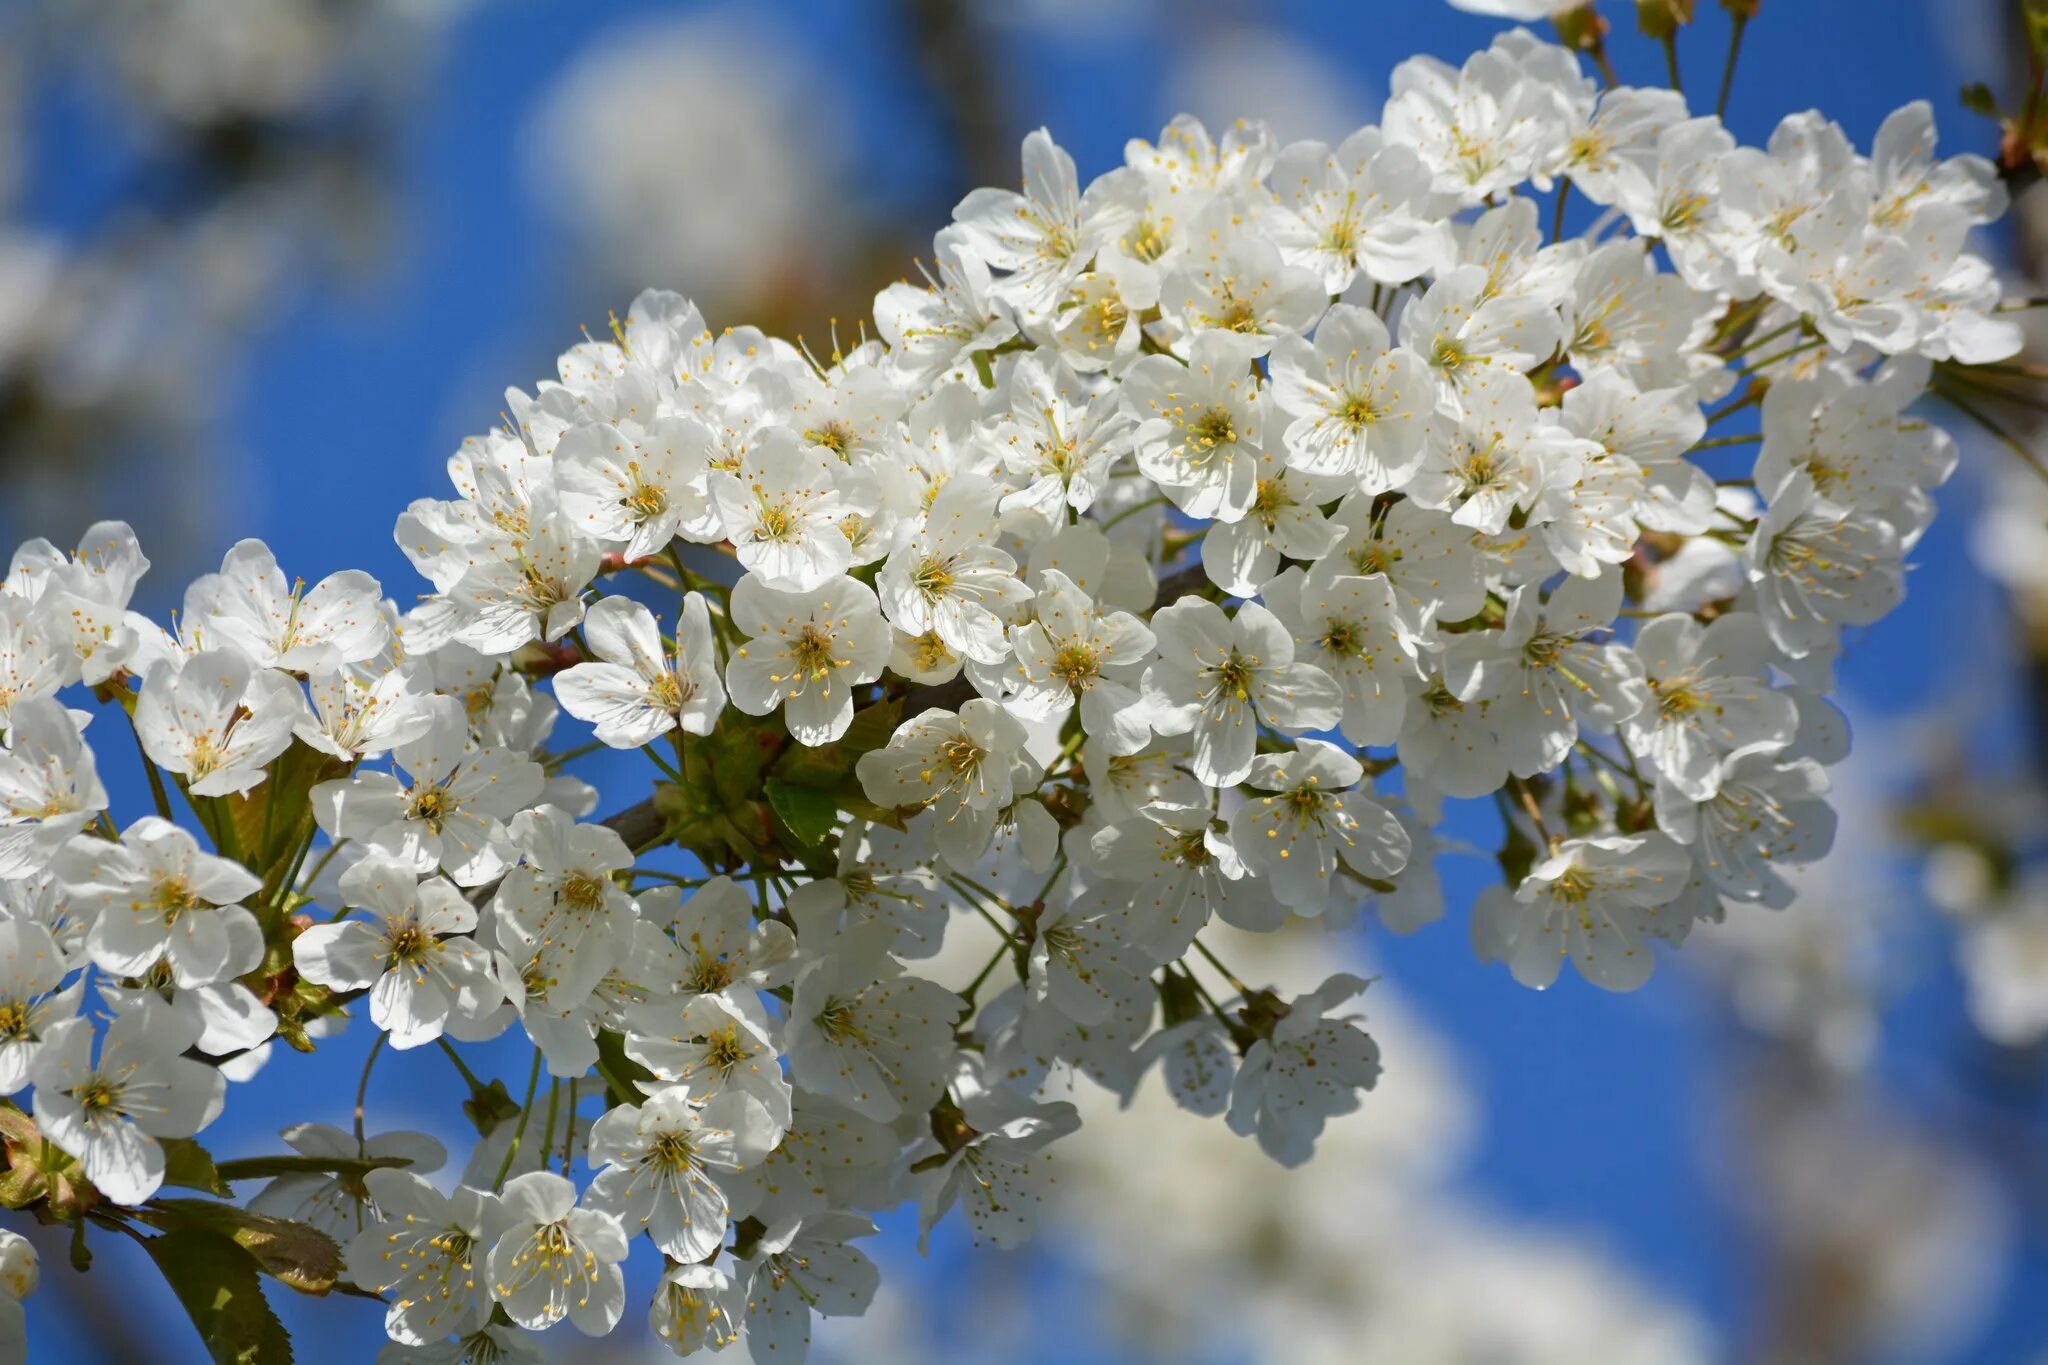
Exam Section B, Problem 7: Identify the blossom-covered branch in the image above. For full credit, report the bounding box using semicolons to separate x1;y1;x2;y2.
0;7;2023;1361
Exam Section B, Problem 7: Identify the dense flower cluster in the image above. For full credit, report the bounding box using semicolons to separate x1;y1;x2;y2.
0;19;2017;1361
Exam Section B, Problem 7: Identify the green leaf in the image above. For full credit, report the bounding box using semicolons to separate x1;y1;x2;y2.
764;777;839;849
594;1028;655;1108
161;1138;232;1197
226;741;347;880
145;1226;294;1365
770;697;901;789
211;1153;415;1184
462;1077;523;1136
1960;82;2001;119
143;1199;343;1296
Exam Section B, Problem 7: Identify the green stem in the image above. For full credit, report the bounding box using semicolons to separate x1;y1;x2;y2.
354;1033;387;1156
209;798;247;865
545;739;607;770
960;938;1012;1005
1935;381;2048;489
1551;178;1572;244
1101;494;1167;531
1730;337;1825;379
1707;388;1767;425
1718;317;1802;362
492;1049;546;1192
1715;15;1746;118
127;712;174;822
562;1078;578;1176
642;743;684;783
1661;32;1683;94
435;1036;490;1096
1191;937;1251;996
539;1080;561;1174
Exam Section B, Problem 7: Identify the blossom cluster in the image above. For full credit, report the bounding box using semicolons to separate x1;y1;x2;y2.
0;19;2016;1362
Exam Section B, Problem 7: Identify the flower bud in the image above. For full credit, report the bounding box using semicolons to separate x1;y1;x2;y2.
1552;3;1611;54
1636;0;1696;38
0;1230;37;1303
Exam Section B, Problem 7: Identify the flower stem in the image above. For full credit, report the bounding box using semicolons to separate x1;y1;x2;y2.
354;1033;387;1156
435;1036;489;1096
493;1049;546;1192
1934;380;2048;489
1715;15;1747;118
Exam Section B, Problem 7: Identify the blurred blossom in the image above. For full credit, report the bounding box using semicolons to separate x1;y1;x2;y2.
1957;881;2048;1045
1686;710;1906;1074
1028;926;1709;1365
525;9;856;313
50;0;465;126
0;0;468;580
1162;25;1377;146
1973;463;2048;604
1723;1069;2009;1364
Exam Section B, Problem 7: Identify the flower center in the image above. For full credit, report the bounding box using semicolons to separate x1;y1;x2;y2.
1124;219;1169;263
1187;407;1238;450
805;422;854;459
386;923;435;965
1282;782;1330;826
1522;633;1570;671
788;625;839;682
687;953;734;995
921;735;986;789
817;999;868;1046
706;1027;750;1073
1349;540;1401;576
1319;619;1363;658
1049;643;1102;690
146;876;203;925
1212;295;1260;333
561;874;609;914
1662;191;1708;234
648;669;689;712
74;1078;119;1115
1340;394;1379;431
516;564;572;613
623;482;669;522
912;555;956;601
408;785;453;832
649;1131;698;1173
755;500;798;543
1550;867;1596;904
1210;651;1258;704
1423;683;1466;717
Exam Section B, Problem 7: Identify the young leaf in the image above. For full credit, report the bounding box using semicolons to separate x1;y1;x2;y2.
211;1153;416;1183
145;1226;294;1365
143;1199;344;1295
161;1137;232;1197
764;776;839;849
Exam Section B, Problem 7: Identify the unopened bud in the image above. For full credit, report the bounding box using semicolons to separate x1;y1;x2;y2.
0;1230;36;1303
1636;0;1695;39
1553;2;1610;52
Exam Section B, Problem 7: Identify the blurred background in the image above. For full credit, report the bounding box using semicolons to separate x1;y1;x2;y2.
8;0;2048;1360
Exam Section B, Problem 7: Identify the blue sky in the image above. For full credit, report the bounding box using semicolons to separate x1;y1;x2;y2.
19;1;2048;1360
